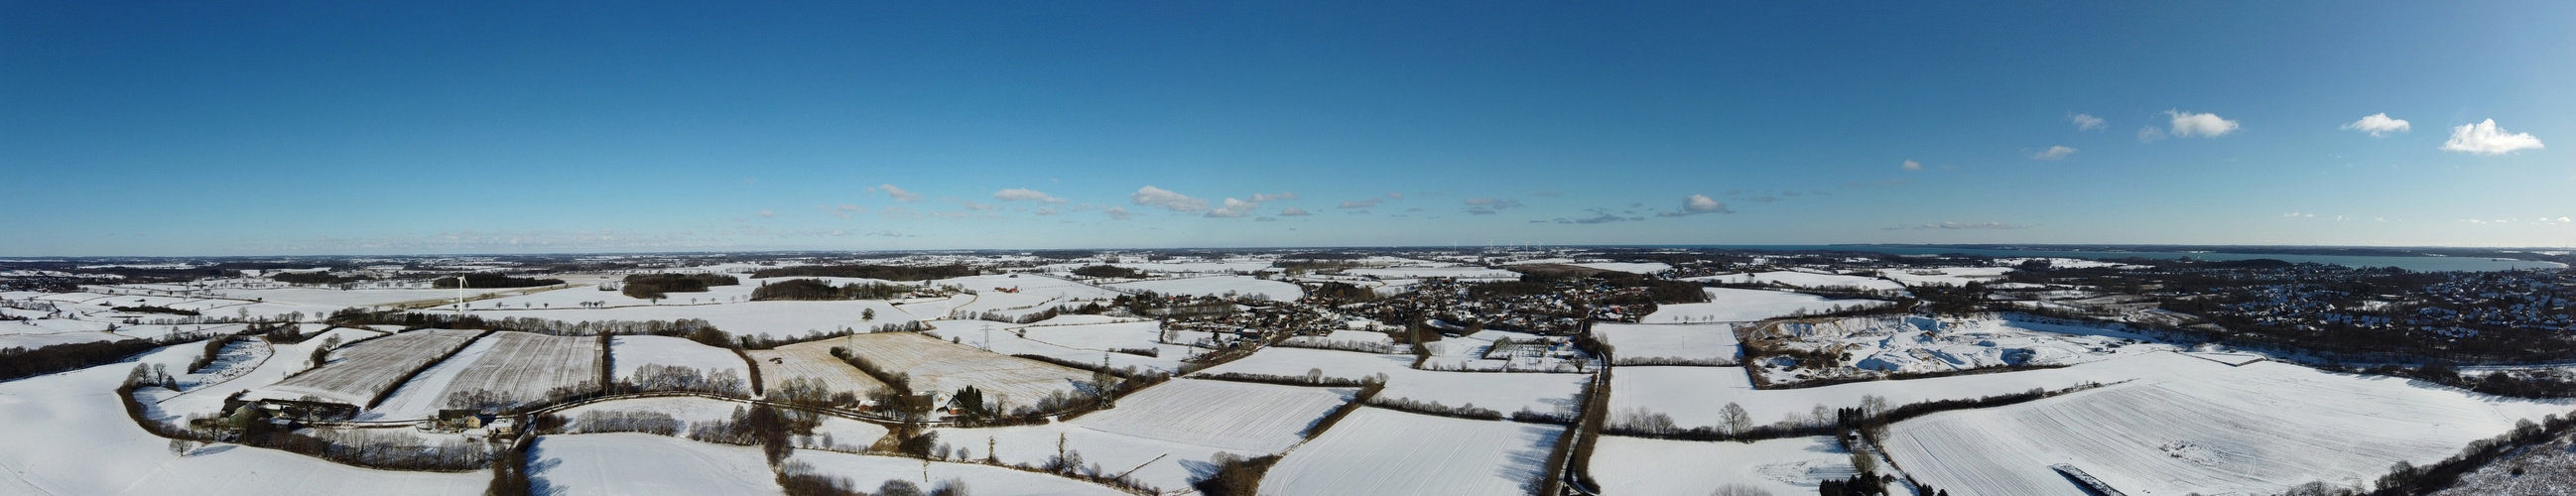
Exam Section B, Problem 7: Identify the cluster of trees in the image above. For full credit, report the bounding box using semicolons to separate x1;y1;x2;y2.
684;404;815;464
2368;415;2572;495
751;279;909;301
1271;336;1403;354
1301;380;1384;438
751;264;974;281
1815;474;1897;496
569;410;683;435
2;330;212;382
1301;282;1379;304
621;273;739;300
1070;265;1144;279
270;272;370;285
1190;452;1281;496
111;305;198;315
185;335;239;374
1195;370;1381;388
432;273;564;289
617;364;750;397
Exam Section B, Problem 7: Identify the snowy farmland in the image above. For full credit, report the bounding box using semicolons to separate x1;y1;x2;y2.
1079;379;1351;452
1346;266;1520;280
925;318;1194;374
1688;271;1907;292
1609;351;2199;430
252;328;485;406
787;449;1131;496
747;340;891;396
441;332;600;405
1102;275;1303;301
1591;435;1856;496
554;396;887;449
1;345;487;496
610;335;749;384
1641;288;1891;323
1882;359;2572;496
1260;408;1562;496
1194;346;1586;419
433;299;917;341
1593;321;1741;363
530;434;781;496
835;331;1091;404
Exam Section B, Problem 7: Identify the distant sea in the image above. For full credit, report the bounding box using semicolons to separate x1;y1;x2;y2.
1670;245;2566;272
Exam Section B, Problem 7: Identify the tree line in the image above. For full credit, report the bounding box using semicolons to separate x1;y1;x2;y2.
750;264;975;281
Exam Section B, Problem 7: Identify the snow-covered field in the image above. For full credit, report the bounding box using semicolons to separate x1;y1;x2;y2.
1346;267;1519;280
925;319;1193;374
554;396;886;449
1593;322;1740;362
787;449;1130;496
151;327;384;422
0;345;486;496
1591;435;1856;496
1079;379;1351;452
199;286;526;309
748;340;891;396
1566;262;1672;274
442;331;599;404
1610;351;2196;429
1641;288;1891;323
933;274;1125;319
1260;408;1561;496
1194;346;1585;417
1688;271;1905;292
529;434;780;496
433;299;916;341
936;421;1242;492
253;328;484;406
835;332;1091;404
1874;267;2013;287
1103;275;1304;301
610;335;748;383
1883;359;2573;496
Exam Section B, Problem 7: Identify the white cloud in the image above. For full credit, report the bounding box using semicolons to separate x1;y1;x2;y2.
1131;186;1209;212
876;184;923;202
1278;207;1311;216
2031;146;2077;161
1463;198;1523;209
2069;113;2106;131
1386;192;1404;199
2282;212;2315;217
1033;207;1059;216
1207;197;1260;218
2137;126;2168;143
2441;119;2544;156
756;209;775;218
1901;160;1923;171
1338;198;1382;209
993;187;1066;203
2341;113;2410;137
1250;191;1298;201
2165;110;2241;138
1659;194;1733;217
1102;206;1135;220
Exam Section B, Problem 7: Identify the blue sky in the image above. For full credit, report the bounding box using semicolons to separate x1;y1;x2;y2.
3;1;2571;256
